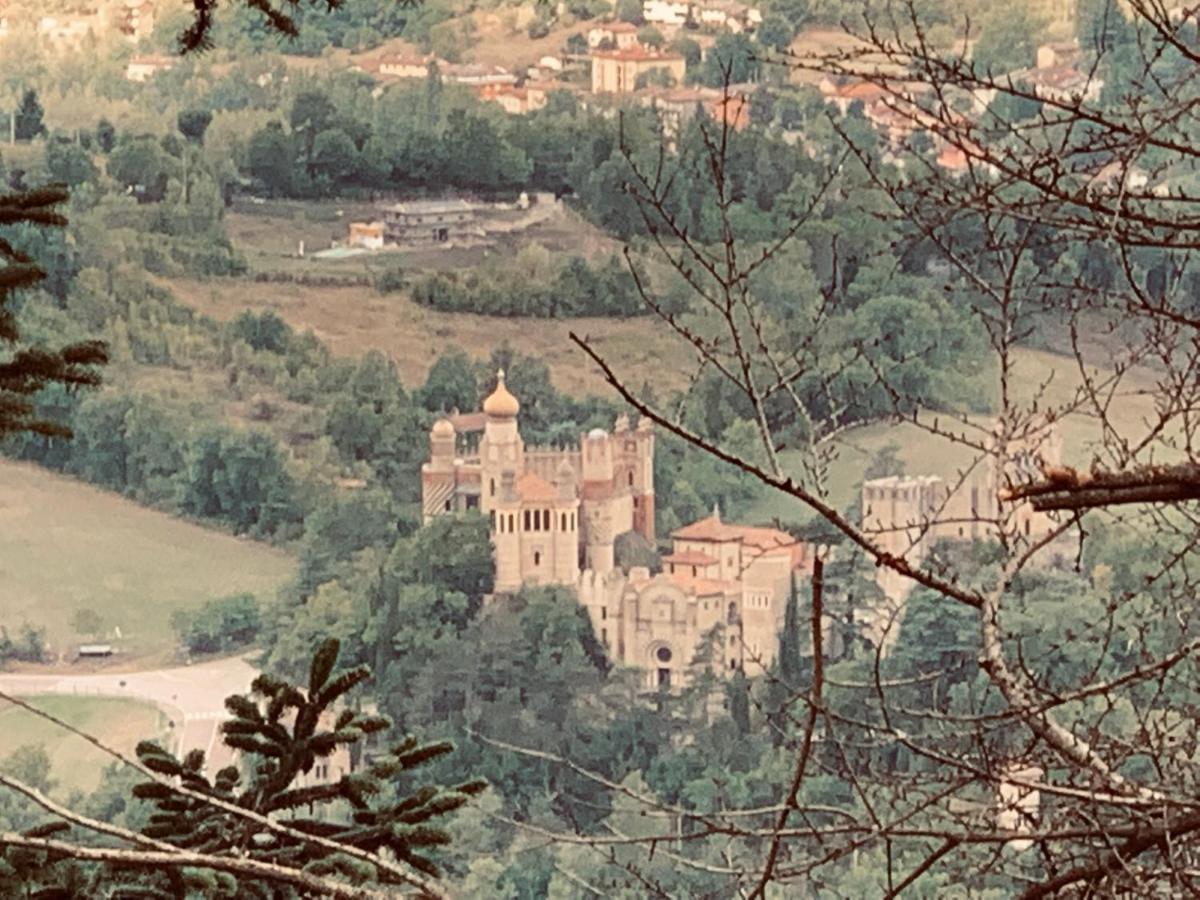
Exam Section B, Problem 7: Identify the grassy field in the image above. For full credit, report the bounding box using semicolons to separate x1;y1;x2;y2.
168;275;695;397
0;460;295;666
745;346;1166;524
0;696;164;795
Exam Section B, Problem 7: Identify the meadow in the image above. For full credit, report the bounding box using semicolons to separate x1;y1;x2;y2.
0;460;295;666
0;696;164;795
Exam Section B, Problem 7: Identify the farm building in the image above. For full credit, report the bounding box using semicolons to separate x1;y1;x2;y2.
381;199;477;245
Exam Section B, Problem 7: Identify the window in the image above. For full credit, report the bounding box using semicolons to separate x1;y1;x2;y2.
562;513;568;530
601;628;608;645
443;499;452;511
656;646;672;663
543;509;550;530
657;668;671;688
692;566;697;577
490;478;495;497
508;514;515;532
534;551;541;567
601;607;607;620
524;510;531;531
492;511;498;530
628;471;634;486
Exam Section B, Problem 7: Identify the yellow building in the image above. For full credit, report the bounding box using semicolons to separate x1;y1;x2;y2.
591;47;687;94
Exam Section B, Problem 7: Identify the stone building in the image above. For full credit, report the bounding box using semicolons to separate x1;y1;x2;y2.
381;199;476;245
861;418;1064;613
421;371;655;592
421;375;816;688
590;47;687;94
579;511;814;689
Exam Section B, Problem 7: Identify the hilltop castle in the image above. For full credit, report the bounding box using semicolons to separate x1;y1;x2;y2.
421;373;814;689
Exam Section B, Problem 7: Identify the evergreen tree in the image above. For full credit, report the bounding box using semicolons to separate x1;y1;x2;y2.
0;188;107;438
129;638;484;892
12;90;45;142
778;572;804;687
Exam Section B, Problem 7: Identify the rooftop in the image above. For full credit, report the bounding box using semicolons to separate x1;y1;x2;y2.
384;199;474;216
672;513;797;552
516;472;559;503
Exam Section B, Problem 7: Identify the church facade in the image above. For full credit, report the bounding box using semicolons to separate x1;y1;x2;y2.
421;373;815;689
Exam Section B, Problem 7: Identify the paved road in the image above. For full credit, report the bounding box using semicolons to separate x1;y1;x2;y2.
0;655;258;762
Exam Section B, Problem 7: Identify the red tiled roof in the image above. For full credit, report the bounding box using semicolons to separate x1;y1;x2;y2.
516;472;559;502
671;515;796;552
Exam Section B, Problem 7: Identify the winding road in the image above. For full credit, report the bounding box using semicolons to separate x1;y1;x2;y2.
0;655;258;769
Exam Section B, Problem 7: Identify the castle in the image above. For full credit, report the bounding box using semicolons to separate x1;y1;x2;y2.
422;373;814;689
860;419;1065;627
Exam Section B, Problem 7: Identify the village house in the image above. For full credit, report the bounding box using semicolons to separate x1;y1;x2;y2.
642;0;692;26
694;0;762;32
125;53;176;82
591;47;687;93
587;20;641;49
375;52;438;79
442;62;518;86
347;221;385;250
381;199;476;245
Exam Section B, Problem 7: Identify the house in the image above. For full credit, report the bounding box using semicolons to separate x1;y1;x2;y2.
442;63;518;86
642;0;692;26
591;47;687;93
587;20;641;49
1018;64;1103;103
695;0;762;32
375;52;439;79
381;199;476;245
125;54;177;82
1035;40;1080;70
118;0;156;41
347;221;385;249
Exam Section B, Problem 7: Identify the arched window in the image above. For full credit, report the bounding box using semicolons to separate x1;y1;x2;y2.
561;513;567;531
524;510;531;531
508;514;515;532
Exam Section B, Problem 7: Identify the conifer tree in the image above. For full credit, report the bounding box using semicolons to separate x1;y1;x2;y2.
0;187;107;438
129;638;483;893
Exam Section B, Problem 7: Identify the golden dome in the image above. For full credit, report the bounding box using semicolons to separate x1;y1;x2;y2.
482;369;520;419
431;418;455;438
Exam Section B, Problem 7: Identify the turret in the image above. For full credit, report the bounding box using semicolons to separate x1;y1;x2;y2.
429;418;456;469
581;427;613;484
480;370;524;513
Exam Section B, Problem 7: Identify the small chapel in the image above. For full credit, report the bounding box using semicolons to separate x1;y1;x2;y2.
421;372;815;689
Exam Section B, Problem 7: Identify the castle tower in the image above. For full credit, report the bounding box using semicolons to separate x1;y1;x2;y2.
553;459;581;584
493;470;522;592
632;416;655;540
421;418;457;522
479;369;524;515
581;428;616;575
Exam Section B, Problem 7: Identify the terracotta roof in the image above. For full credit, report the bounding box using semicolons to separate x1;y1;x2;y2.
663;551;719;566
516;472;559;503
671;515;796;552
